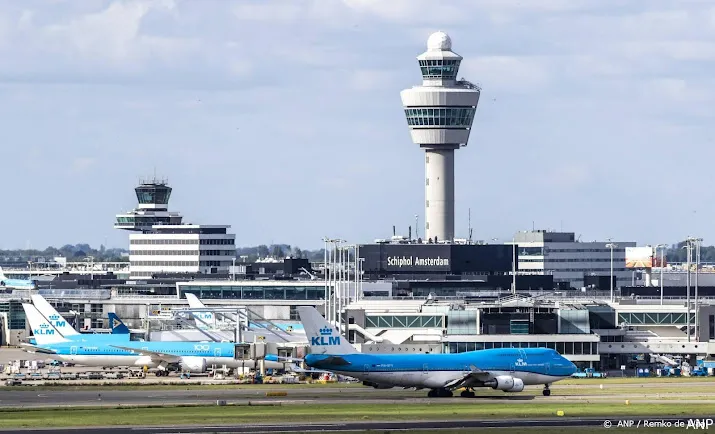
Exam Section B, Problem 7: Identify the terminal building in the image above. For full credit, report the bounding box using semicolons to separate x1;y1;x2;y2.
115;178;236;278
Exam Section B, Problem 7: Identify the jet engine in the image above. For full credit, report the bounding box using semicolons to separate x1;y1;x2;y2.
362;381;394;389
179;356;207;373
504;378;524;392
485;375;522;391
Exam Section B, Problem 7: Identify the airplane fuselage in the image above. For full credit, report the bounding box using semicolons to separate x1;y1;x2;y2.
306;348;576;390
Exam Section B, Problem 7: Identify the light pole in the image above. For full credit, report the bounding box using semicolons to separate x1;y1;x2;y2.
655;244;667;306
415;214;419;240
512;237;517;295
687;237;703;341
231;257;236;281
606;243;617;302
683;239;693;342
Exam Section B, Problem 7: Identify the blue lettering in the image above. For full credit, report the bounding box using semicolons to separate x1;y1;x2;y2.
54;321;66;328
310;336;341;346
34;329;54;335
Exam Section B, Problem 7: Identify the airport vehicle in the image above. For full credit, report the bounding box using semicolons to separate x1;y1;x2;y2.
21;303;285;374
0;267;36;289
297;306;577;398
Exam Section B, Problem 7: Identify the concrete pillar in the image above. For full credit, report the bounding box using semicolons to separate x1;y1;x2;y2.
424;148;455;242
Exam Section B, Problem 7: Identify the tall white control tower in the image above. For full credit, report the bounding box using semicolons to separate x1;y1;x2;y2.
400;31;480;243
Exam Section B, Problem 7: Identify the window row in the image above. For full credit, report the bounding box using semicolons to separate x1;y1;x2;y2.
404;107;475;127
449;341;599;355
418;59;460;79
180;287;326;300
130;261;199;267
130;239;234;245
618;312;693;325
129;250;235;256
366;315;444;329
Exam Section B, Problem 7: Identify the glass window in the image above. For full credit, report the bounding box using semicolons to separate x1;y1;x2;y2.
404;107;476;128
556;342;565;354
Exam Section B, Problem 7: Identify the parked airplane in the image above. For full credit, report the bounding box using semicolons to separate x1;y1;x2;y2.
22;303;285;375
0;267;36;290
297;306;577;398
29;294;130;343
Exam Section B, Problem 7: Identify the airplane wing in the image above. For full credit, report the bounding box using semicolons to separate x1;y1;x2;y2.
20;343;57;355
110;346;182;363
444;365;492;389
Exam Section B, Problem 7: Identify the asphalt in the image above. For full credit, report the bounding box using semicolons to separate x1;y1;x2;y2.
6;417;715;433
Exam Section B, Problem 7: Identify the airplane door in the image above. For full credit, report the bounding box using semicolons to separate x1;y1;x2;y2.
423;363;429;374
214;348;221;357
70;346;78;355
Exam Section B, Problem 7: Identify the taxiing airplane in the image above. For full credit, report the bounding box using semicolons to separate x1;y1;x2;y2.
22;303;284;375
0;267;36;290
297;306;577;398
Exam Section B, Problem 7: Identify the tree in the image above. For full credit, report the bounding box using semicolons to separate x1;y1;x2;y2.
257;245;269;258
271;245;285;258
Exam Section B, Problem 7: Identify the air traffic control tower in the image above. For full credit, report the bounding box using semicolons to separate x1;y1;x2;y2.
400;31;480;243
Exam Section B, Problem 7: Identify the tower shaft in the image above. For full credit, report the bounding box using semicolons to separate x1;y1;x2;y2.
400;31;480;243
425;147;455;242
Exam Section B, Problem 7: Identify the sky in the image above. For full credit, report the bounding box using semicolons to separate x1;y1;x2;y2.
1;0;715;250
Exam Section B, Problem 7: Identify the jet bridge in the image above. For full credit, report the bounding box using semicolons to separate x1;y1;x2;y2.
147;306;304;344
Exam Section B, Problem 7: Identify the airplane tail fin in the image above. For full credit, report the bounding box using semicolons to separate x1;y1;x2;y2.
185;292;215;330
22;303;69;345
0;267;6;281
31;294;79;336
296;306;357;354
108;313;129;334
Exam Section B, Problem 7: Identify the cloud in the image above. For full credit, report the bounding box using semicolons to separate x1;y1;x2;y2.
460;56;552;92
70;157;97;173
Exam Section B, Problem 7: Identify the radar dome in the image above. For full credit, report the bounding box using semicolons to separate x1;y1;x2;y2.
427;31;452;51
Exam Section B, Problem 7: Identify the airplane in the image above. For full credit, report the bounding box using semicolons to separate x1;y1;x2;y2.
0;267;36;290
296;306;577;398
22;303;285;375
29;294;130;343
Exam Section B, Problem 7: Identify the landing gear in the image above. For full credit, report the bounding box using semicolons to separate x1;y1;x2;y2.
427;388;454;398
155;370;169;377
543;384;551;396
460;389;476;398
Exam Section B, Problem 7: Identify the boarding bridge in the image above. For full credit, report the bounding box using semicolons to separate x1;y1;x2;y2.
599;341;713;355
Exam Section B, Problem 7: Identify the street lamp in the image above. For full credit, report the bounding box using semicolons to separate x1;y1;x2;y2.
605;243;618;302
655;244;668;306
686;237;703;341
231;257;236;281
512;237;517;295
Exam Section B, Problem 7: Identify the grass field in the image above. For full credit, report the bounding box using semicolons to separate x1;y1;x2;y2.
0;402;713;429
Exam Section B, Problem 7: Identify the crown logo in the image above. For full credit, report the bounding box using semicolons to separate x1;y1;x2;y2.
49;315;59;320
40;323;48;328
319;327;332;336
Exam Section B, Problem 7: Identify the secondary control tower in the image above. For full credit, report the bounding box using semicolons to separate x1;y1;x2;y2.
400;31;480;243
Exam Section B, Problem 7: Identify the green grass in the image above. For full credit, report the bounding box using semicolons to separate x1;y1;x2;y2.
0;402;714;429
1;375;713;392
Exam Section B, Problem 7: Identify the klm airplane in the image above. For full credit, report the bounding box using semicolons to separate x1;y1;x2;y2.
0;267;36;290
22;303;283;375
29;294;130;344
297;307;577;398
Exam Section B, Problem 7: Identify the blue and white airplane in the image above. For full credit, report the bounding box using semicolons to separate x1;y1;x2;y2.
29;294;130;343
0;267;36;290
22;303;284;375
297;306;577;398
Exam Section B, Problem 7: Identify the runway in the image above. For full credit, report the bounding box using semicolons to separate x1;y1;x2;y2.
6;417;715;433
2;386;715;408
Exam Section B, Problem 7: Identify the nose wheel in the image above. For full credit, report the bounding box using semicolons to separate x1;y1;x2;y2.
543;384;551;396
460;389;476;398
